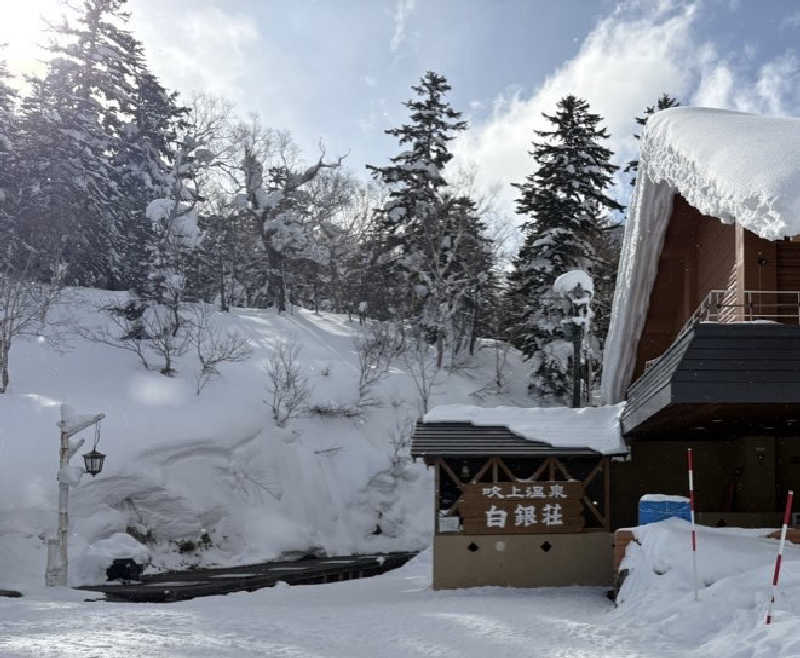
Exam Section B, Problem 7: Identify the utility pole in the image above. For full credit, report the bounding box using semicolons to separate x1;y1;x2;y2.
45;404;105;587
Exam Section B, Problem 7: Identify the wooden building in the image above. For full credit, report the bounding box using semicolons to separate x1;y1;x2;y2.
411;407;625;589
602;107;800;529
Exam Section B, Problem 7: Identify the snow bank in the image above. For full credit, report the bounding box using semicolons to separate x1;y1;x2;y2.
603;107;800;403
73;532;150;585
0;288;535;588
614;518;800;655
423;403;626;454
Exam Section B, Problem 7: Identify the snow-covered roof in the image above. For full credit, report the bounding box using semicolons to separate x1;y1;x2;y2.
423;403;627;455
601;107;800;403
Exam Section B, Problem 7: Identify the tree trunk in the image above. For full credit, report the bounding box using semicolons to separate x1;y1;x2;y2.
468;303;478;356
0;339;9;393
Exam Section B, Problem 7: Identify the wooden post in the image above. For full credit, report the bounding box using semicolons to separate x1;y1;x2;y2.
434;461;441;534
603;457;611;531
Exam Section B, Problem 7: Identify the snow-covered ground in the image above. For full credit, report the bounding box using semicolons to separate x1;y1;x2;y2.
3;520;800;657
0;288;533;588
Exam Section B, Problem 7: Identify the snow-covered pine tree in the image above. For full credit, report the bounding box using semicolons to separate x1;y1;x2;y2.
508;94;623;402
367;71;491;366
16;0;140;286
113;59;188;291
624;93;680;186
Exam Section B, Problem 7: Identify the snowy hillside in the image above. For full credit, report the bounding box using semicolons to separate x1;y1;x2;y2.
0;288;533;588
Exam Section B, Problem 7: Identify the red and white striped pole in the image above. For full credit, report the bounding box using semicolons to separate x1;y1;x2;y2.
766;489;794;626
688;448;699;601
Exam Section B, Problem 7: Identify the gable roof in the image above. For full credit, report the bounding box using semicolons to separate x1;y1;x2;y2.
601;107;800;403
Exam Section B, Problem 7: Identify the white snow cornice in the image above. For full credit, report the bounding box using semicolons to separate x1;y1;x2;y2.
602;107;800;404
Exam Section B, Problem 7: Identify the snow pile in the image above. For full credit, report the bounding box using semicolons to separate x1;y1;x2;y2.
0;288;534;588
423;403;626;454
639;494;689;503
603;107;800;403
615;518;800;655
73;532;150;585
553;269;594;297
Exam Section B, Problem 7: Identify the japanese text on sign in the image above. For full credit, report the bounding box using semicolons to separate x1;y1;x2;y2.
459;481;584;534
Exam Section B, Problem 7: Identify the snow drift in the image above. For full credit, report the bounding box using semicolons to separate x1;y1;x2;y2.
614;518;800;656
0;289;533;587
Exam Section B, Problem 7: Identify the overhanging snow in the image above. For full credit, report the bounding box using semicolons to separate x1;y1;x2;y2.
423;403;627;455
602;107;800;403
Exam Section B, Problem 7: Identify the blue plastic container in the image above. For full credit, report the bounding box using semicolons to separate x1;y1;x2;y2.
638;495;691;525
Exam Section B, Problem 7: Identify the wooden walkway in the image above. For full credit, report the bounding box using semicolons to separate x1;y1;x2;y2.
77;552;418;603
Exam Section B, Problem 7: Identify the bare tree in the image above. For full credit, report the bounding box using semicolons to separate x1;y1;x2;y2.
354;320;402;404
0;262;62;393
266;340;311;426
142;304;192;376
401;333;443;415
191;303;252;395
78;297;151;370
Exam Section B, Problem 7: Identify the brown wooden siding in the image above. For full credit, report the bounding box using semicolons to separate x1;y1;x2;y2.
777;241;800;291
633;195;735;380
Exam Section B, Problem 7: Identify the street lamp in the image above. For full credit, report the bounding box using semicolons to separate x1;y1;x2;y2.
45;403;106;587
82;449;106;477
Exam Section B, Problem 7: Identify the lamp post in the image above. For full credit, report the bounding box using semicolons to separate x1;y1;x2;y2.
45;403;106;587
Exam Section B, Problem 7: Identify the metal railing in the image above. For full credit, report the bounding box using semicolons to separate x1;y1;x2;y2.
643;290;800;372
694;290;800;324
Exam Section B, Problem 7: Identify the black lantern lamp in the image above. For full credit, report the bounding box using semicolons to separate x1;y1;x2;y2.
83;420;106;477
83;449;106;477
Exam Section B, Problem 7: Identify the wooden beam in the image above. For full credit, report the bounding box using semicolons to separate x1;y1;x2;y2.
496;457;517;482
603;457;611;530
491;458;499;483
553;456;572;481
583;495;605;526
470;458;494;484
439;459;464;490
529;458;551;482
582;459;605;488
434;462;440;534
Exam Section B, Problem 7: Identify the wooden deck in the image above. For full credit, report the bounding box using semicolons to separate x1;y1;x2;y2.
77;551;418;603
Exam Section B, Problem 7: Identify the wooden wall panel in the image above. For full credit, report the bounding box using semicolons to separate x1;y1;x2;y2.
633;195;735;381
776;241;800;291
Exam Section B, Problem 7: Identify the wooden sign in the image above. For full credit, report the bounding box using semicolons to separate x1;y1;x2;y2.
460;482;585;534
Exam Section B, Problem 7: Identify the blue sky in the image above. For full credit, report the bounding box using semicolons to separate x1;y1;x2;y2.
3;0;800;217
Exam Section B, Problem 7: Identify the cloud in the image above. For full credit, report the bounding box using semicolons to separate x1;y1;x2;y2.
452;2;800;223
781;10;800;30
130;3;262;107
390;0;415;52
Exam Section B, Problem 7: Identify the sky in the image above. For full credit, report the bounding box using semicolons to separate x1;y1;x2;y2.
2;0;800;220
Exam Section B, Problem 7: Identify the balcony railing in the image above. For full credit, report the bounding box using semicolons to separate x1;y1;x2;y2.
644;290;800;372
695;290;800;324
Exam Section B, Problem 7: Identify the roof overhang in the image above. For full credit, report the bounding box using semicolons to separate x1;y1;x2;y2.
622;322;800;436
602;107;800;404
